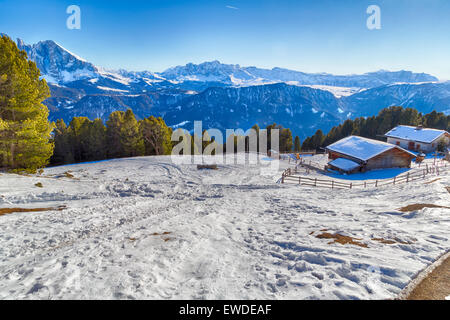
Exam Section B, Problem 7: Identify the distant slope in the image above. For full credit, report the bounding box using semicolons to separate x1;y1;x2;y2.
163;83;344;138
343;82;450;117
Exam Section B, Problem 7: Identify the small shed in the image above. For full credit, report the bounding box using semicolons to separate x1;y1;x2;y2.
327;158;361;173
325;136;416;173
384;125;450;153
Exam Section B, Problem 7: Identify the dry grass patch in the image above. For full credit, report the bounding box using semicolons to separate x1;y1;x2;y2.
151;232;172;236
424;178;441;185
0;205;67;217
372;237;414;245
397;203;450;212
197;164;218;170
150;232;174;242
314;232;368;248
371;238;396;245
35;182;43;188
64;171;75;178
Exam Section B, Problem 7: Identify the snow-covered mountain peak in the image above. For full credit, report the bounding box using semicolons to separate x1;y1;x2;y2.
16;39;98;84
160;60;245;82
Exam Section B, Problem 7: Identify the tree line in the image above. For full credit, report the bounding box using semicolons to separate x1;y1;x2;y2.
51;116;296;166
302;106;450;151
51;110;173;165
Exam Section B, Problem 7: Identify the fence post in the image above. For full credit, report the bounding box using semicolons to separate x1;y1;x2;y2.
314;178;317;187
349;182;352;189
282;173;284;184
364;181;366;188
299;176;301;184
331;180;334;189
393;177;396;185
375;180;378;187
406;173;409;183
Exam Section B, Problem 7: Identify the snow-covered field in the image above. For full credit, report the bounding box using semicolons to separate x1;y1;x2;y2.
0;154;449;300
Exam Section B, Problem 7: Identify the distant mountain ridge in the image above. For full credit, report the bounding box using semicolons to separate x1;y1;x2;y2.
9;35;449;139
16;38;438;89
161;60;438;88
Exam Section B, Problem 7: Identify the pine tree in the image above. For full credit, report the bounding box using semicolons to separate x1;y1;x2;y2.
302;137;311;151
120;109;144;157
251;124;260;152
106;111;125;159
140;116;172;155
311;129;325;150
0;34;54;172
202;130;210;152
51;119;74;164
80;118;106;160
294;136;301;152
68;117;89;162
266;123;293;152
171;129;191;155
280;128;293;152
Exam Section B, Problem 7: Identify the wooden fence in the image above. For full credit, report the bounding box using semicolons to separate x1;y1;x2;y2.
284;156;326;173
281;161;449;189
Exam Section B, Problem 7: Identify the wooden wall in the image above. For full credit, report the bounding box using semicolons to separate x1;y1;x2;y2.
365;148;413;171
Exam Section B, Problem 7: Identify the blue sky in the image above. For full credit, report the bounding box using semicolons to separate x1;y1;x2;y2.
1;0;449;79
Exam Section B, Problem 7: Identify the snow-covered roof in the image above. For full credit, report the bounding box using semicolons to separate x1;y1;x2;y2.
328;158;361;172
326;136;416;161
385;125;448;144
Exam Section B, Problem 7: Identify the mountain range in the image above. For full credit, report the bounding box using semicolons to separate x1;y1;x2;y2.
13;36;450;139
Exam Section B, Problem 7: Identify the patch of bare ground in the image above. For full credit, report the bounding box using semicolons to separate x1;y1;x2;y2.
405;254;450;300
372;237;414;245
151;232;172;236
314;232;368;248
149;232;174;242
128;233;173;242
313;231;416;247
0;205;67;216
397;203;450;212
197;164;218;170
446;186;450;194
63;171;75;179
